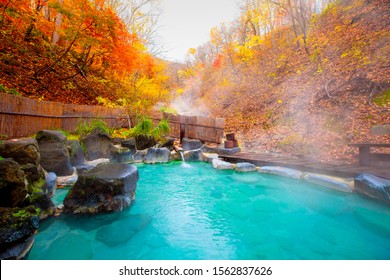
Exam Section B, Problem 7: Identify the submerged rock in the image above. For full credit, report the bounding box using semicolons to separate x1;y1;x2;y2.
0;159;27;207
144;148;170;163
95;214;152;246
235;162;257;172
182;138;203;151
354;173;390;204
64;163;139;214
258;166;303;179
212;159;234;170
36;130;73;176
0;206;40;260
303;173;353;193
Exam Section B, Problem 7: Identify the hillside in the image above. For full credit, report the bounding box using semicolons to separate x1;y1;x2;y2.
172;0;390;164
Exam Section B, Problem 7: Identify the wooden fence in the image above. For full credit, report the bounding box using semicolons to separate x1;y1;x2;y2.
0;93;225;143
0;93;127;139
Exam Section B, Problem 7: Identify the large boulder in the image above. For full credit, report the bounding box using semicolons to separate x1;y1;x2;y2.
0;138;40;165
67;140;85;167
64;163;139;214
354;173;390;204
202;145;241;155
20;163;45;194
135;135;156;150
81;128;114;161
36;130;73;176
0;206;40;259
144;148;171;163
184;149;203;162
121;139;137;154
182;138;203;151
21;193;56;220
0;159;27;207
110;148;134;163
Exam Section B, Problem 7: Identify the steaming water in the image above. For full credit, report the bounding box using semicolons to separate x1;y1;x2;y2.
27;162;390;260
179;150;192;168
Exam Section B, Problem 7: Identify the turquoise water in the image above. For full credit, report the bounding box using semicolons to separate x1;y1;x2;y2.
27;162;390;260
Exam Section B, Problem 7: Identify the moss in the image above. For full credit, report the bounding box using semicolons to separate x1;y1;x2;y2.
373;89;390;107
27;177;45;194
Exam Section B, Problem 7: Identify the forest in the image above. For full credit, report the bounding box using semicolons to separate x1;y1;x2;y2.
0;0;389;163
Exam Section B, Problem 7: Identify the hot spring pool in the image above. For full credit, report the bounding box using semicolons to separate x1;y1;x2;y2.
27;162;390;260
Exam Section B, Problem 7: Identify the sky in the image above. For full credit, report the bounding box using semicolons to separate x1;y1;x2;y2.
157;0;240;62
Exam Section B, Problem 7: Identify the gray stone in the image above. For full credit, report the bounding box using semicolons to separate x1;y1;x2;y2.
370;124;390;136
202;146;241;155
43;172;57;198
110;148;134;163
0;159;27;207
0;137;40;165
121;139;136;154
64;163;139;214
81;128;115;161
184;149;203;162
36;130;73;176
354;173;390;204
133;150;147;163
235;162;257;172
303;173;353;193
111;137;125;145
212;159;234;170
170;150;181;161
202;153;219;163
67;140;85;167
75;164;94;175
144;148;171;164
182;138;203;151
0;206;40;259
259;166;303;179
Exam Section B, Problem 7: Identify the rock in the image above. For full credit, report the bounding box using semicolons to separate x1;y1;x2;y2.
202;146;241;155
170;150;181;161
43;172;57;197
370;124;390;136
184;149;203;162
81;128;115;161
111;137;125;145
135;135;156;150
21;193;56;220
235;162;257;172
0;138;40;165
36;130;73;176
85;158;110;167
0;159;27;207
202;153;219;163
212;159;234;170
20;163;45;194
121;139;137;154
64;163;139;214
57;168;78;187
161;138;176;151
182;138;203;151
258;166;303;179
75;164;94;175
0;206;40;259
67;140;85;167
144;148;171;164
354;173;390;204
133;150;147;163
110;148;134;163
303;173;353;193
